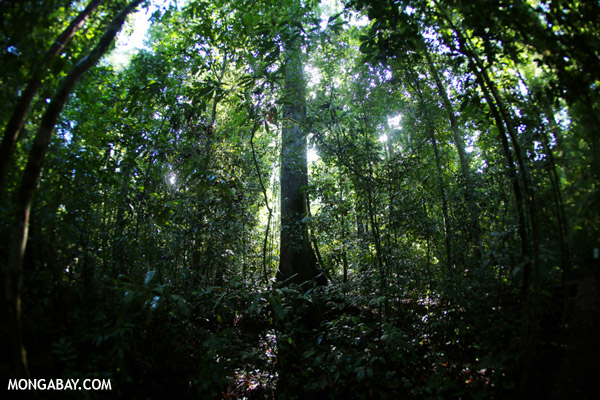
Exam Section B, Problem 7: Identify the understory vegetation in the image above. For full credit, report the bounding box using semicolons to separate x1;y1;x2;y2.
1;0;598;398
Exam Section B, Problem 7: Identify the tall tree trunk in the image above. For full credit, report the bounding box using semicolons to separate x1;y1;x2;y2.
275;39;327;398
250;119;272;284
424;49;482;258
430;128;453;272
358;117;387;314
514;68;571;281
0;0;104;195
475;55;541;293
4;0;144;377
277;41;322;287
435;4;533;289
433;3;542;395
202;54;228;171
410;77;454;273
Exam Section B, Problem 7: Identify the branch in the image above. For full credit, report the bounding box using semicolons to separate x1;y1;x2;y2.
0;0;104;193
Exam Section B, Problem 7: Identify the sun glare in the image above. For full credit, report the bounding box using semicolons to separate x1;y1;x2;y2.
387;114;402;129
307;147;320;164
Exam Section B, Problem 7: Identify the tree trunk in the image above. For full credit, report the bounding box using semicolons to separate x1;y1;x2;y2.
424;49;482;258
250;119;272;284
275;39;327;398
277;40;323;287
433;4;542;395
4;0;144;377
0;0;104;195
435;6;532;288
410;76;454;273
430;128;453;272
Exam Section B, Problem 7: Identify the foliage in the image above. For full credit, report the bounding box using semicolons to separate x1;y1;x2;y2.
1;0;597;398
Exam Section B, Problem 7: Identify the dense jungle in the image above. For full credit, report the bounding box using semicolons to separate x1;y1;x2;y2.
1;0;599;398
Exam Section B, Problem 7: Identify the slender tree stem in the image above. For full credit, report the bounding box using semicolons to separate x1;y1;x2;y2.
5;0;144;377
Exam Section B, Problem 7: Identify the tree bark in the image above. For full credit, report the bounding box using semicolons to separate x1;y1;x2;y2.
433;4;542;395
410;75;454;272
0;0;104;195
275;40;327;398
430;128;453;272
277;40;323;287
434;3;534;289
424;49;482;258
4;0;144;377
250;119;272;284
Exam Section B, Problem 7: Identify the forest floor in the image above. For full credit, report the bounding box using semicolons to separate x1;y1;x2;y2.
232;274;600;400
550;273;600;399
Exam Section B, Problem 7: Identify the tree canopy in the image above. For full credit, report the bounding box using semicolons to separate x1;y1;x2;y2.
1;0;599;398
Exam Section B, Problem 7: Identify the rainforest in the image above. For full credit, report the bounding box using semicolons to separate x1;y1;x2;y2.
1;0;599;398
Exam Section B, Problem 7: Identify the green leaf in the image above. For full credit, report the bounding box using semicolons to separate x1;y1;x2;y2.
156;208;172;226
171;294;191;317
268;292;286;320
144;270;157;286
359;42;372;55
328;12;343;23
357;369;365;381
123;290;135;305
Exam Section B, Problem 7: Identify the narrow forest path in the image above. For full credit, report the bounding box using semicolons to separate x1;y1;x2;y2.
552;275;600;399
